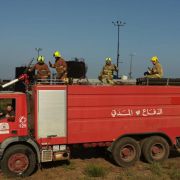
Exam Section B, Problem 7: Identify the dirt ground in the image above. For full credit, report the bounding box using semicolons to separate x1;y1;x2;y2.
1;147;180;180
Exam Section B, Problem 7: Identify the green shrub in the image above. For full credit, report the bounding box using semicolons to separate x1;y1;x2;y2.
84;163;107;177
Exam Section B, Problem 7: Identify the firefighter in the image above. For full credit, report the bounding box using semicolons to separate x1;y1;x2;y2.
29;55;51;81
5;104;15;121
49;51;68;82
144;56;163;78
98;57;118;85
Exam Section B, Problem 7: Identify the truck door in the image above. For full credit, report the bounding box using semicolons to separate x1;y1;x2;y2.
37;88;66;139
0;98;17;140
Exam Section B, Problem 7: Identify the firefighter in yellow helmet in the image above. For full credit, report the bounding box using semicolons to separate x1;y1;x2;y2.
144;56;163;78
29;55;51;80
98;57;118;85
49;51;68;82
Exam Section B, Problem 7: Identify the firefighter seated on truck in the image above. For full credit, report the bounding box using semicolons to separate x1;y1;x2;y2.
29;55;51;82
98;57;118;85
144;56;163;78
49;51;68;83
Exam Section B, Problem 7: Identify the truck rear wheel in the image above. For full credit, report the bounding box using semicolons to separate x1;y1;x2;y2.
112;137;141;167
1;144;36;177
142;136;169;163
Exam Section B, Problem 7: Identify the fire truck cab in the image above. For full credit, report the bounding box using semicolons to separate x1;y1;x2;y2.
0;88;69;177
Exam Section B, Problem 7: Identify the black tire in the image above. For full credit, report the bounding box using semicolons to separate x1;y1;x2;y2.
142;136;169;163
140;137;150;161
140;137;149;148
112;137;141;167
1;144;36;177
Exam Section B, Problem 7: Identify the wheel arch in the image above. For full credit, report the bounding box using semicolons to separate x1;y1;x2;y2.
108;132;173;152
0;136;40;163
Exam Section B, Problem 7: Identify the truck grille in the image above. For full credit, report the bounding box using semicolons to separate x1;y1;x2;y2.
41;150;53;162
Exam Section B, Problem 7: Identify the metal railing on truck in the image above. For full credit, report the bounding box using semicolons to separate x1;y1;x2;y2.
136;78;180;86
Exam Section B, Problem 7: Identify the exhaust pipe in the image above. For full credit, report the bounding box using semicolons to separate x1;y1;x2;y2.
53;152;70;161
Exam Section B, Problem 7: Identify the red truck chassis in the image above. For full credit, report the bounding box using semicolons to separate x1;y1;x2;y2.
0;84;180;177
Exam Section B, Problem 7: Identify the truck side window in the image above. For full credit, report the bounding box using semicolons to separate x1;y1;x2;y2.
0;99;16;121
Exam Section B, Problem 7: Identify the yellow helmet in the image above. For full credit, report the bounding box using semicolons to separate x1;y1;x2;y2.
105;57;112;62
37;55;45;63
53;51;61;58
151;56;158;62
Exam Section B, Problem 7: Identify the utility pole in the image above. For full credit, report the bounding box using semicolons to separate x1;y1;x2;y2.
35;48;42;57
112;20;126;78
129;53;135;79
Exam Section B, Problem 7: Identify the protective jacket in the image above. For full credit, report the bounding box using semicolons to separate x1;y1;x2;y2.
30;63;51;79
50;57;67;80
99;64;118;84
146;62;163;78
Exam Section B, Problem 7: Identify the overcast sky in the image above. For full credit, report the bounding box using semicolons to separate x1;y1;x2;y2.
0;0;180;79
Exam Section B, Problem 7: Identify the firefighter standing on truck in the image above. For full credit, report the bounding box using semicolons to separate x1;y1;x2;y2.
98;57;118;85
49;51;68;82
144;56;163;78
29;55;51;80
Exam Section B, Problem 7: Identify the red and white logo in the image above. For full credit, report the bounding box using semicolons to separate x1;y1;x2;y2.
19;116;27;128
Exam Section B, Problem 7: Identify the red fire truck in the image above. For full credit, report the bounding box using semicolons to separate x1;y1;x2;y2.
1;79;180;177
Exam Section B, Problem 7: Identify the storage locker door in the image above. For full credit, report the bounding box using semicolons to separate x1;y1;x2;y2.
37;90;66;138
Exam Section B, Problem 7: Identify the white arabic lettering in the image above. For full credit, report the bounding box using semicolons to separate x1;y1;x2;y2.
111;110;117;117
111;108;163;117
156;108;163;115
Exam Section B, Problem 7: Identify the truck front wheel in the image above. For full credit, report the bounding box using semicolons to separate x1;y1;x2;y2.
1;144;36;177
142;136;169;163
112;137;141;167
